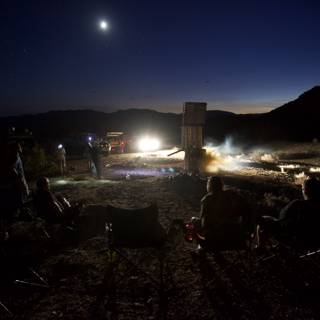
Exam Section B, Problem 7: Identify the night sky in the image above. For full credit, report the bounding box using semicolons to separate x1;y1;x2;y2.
1;0;319;116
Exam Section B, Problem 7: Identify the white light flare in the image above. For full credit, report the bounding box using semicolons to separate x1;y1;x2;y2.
99;20;108;31
138;137;161;152
55;179;68;185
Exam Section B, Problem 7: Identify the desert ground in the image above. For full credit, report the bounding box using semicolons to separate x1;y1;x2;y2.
2;142;320;319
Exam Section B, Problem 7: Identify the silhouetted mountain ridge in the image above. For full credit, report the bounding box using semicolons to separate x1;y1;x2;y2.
1;86;320;143
270;86;320;116
204;86;320;142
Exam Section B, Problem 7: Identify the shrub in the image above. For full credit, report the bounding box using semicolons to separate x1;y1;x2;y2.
23;144;59;180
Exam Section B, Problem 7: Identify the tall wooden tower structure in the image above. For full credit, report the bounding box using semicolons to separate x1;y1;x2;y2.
182;102;207;172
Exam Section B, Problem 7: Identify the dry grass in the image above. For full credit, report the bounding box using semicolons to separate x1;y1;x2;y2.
2;143;320;319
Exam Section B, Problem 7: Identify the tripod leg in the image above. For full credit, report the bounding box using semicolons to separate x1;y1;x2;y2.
158;249;168;320
92;250;118;318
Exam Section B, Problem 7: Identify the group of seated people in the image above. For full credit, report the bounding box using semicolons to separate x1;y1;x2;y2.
1;174;104;243
187;176;320;251
1;142;320;251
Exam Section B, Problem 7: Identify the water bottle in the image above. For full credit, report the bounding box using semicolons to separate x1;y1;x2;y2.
184;222;194;242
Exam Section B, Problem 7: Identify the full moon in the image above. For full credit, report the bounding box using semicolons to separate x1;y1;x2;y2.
99;20;108;30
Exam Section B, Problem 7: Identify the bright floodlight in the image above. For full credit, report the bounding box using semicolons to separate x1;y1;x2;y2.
138;137;161;152
99;20;108;30
58;144;63;149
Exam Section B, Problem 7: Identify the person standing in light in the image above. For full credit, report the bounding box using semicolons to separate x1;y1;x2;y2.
57;144;67;176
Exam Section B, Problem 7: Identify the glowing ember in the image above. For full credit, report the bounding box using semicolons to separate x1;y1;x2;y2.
295;172;306;179
294;172;308;185
278;164;300;173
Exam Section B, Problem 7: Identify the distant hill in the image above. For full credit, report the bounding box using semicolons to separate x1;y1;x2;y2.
1;86;320;144
270;86;320;116
204;86;320;142
0;109;181;143
264;86;320;140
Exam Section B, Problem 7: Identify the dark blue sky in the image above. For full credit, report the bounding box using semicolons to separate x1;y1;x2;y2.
1;0;319;116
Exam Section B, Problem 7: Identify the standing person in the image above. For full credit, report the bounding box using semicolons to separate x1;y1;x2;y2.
0;141;29;224
87;141;102;179
57;144;67;176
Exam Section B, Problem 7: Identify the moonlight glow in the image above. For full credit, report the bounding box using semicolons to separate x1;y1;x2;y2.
99;20;108;30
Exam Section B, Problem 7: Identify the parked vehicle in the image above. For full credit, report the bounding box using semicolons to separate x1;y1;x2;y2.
106;132;129;153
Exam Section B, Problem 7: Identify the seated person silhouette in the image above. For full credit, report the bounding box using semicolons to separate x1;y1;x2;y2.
34;177;79;225
192;176;254;251
261;177;320;247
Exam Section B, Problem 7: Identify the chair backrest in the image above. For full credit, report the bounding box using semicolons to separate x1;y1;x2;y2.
291;204;320;249
107;204;166;248
77;205;110;241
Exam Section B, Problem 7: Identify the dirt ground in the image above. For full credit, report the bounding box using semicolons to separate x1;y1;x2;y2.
2;145;320;319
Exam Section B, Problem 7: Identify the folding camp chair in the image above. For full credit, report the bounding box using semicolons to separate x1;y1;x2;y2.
257;214;320;263
0;235;49;318
257;235;320;263
94;204;168;319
